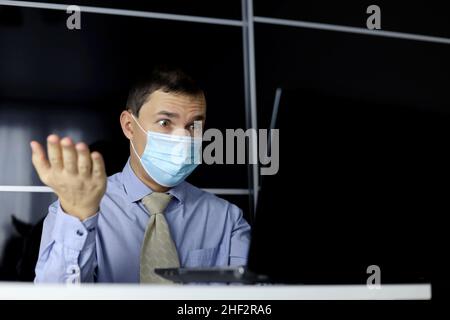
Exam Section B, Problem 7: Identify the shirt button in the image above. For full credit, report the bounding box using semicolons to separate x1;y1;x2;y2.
66;276;80;284
76;230;84;236
66;265;80;275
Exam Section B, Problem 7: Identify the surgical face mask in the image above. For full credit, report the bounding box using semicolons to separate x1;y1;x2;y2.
130;114;202;187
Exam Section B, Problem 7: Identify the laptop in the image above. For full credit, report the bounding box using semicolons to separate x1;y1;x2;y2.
157;88;434;284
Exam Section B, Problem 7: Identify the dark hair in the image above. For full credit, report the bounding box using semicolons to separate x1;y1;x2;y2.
126;65;204;116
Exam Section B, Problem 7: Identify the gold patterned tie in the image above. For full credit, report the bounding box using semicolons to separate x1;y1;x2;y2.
140;192;180;283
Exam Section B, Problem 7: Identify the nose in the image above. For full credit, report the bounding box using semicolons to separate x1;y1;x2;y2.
171;126;192;137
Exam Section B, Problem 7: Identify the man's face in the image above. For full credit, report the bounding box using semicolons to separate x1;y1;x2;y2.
135;89;206;137
123;89;206;188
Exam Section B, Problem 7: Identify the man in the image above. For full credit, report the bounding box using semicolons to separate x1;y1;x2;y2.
31;67;251;283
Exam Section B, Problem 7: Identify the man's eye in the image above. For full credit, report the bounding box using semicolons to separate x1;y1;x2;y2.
189;122;203;131
158;119;170;127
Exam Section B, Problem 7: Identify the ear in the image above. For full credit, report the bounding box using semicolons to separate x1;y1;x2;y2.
120;110;134;140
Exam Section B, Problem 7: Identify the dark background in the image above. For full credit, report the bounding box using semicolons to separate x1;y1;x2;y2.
0;0;447;287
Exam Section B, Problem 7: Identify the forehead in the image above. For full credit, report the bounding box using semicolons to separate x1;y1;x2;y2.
140;90;206;116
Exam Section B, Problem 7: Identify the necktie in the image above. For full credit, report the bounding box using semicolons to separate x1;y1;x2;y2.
140;192;180;283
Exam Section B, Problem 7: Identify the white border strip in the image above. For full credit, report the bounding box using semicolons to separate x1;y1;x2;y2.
0;185;250;195
0;0;243;27
254;16;450;45
0;283;432;300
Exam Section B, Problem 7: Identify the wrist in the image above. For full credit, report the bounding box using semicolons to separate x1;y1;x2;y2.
60;200;99;220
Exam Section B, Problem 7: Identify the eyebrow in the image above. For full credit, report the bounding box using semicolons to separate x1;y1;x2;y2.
190;115;205;121
156;110;205;121
156;110;180;118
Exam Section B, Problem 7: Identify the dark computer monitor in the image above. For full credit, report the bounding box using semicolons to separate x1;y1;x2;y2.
248;89;440;284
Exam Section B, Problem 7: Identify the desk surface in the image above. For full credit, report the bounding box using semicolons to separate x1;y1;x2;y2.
0;283;431;300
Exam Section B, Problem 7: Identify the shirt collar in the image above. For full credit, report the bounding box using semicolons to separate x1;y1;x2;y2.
121;158;186;204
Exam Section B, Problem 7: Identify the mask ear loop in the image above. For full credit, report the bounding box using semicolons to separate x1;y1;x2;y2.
130;113;147;134
129;113;147;161
130;139;141;160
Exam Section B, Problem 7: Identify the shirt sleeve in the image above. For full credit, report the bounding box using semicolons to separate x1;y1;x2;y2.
228;204;251;267
34;200;99;283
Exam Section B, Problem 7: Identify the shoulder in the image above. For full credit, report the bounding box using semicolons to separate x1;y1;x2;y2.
103;171;125;197
106;171;122;186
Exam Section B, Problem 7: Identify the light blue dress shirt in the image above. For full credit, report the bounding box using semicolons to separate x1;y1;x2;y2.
34;159;251;283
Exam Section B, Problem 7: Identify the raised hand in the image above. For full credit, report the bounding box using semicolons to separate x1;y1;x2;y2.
30;134;107;221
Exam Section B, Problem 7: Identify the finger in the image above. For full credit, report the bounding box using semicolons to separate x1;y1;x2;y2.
61;137;78;174
47;134;63;170
76;142;91;178
30;141;50;180
91;151;106;179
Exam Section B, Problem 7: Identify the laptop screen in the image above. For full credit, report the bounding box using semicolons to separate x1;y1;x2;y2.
248;89;439;284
